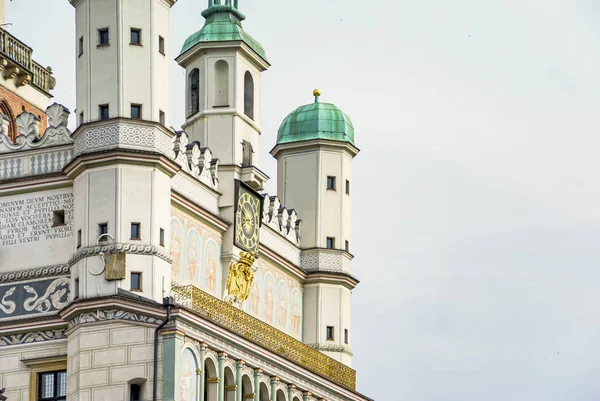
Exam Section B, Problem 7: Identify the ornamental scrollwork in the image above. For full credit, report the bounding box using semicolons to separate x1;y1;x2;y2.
68;309;164;330
0;329;66;347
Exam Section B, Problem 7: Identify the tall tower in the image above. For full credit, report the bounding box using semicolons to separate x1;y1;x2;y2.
175;1;270;274
271;91;359;366
175;0;269;181
72;0;174;125
68;0;177;304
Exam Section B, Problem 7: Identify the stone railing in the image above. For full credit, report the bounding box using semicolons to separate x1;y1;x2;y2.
0;28;55;92
171;284;356;390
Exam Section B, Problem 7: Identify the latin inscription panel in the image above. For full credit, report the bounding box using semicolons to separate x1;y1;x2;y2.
0;189;74;271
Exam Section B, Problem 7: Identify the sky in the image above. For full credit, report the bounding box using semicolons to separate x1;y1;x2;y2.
6;0;600;400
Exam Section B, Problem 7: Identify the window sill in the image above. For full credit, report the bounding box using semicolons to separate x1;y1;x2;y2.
213;105;230;109
52;223;66;228
97;44;110;48
129;43;143;47
159;51;165;56
130;288;142;292
130;237;141;241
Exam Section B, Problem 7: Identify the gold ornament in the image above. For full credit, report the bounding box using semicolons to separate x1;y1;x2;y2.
171;283;357;390
313;88;321;97
104;252;126;280
225;251;256;303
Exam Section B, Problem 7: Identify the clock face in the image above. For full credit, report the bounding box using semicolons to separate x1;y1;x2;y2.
234;189;261;253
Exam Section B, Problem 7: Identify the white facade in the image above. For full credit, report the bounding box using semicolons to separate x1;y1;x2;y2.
0;2;368;400
72;0;173;124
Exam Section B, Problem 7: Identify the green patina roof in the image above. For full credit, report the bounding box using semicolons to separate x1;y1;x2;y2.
179;4;268;62
277;98;355;145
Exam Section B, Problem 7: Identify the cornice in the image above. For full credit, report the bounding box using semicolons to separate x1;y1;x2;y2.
0;264;70;284
303;271;360;290
270;138;360;159
0;175;72;196
63;149;180;179
69;242;173;266
171;193;229;233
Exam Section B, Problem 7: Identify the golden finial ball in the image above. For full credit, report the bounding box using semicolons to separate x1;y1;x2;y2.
313;89;321;97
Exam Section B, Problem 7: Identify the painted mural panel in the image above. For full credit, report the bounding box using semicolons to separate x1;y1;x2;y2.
170;207;223;297
180;348;198;401
244;258;303;339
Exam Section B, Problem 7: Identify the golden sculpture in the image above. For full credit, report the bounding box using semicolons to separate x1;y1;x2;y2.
225;251;256;303
104;252;126;280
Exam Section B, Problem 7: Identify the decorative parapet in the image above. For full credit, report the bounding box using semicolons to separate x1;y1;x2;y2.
0;103;73;154
300;248;353;275
262;194;301;246
171;131;219;191
171;284;356;390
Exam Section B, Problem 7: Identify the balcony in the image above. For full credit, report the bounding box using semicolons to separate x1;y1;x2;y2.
0;27;55;93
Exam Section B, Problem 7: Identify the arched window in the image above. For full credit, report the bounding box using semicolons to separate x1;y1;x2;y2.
180;349;198;401
259;382;270;401
214;60;229;107
189;68;200;117
224;367;236;401
276;389;287;401
204;358;218;401
244;71;254;119
0;101;16;142
241;375;253;401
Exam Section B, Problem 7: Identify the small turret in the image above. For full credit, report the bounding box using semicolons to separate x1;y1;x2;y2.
271;91;359;366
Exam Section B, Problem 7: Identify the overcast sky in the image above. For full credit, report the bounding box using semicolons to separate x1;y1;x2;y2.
7;0;600;400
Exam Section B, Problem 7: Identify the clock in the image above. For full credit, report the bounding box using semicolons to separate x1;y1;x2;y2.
234;181;263;254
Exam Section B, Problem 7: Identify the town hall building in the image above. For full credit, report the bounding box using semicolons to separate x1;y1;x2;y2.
0;1;370;400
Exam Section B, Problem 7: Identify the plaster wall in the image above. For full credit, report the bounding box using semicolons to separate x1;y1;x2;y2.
72;164;172;302
74;0;171;123
181;49;262;167
66;322;162;401
303;283;352;366
0;340;68;401
0;188;74;272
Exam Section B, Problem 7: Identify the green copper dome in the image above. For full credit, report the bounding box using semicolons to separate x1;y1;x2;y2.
277;94;355;145
179;4;268;62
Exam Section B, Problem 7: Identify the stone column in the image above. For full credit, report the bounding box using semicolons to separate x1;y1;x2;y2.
270;377;279;401
303;392;312;401
253;369;262;401
218;352;227;401
199;343;207;400
235;360;244;401
288;384;296;401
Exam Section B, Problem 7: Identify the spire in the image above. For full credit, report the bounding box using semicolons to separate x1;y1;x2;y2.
313;89;321;103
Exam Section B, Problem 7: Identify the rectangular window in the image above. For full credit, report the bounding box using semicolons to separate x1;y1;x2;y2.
74;278;79;300
131;272;142;291
78;36;84;56
98;28;109;46
346;179;350;195
326;326;334;341
38;370;67;401
98;223;108;238
77;229;81;248
130;28;141;45
345;240;349;252
52;210;65;227
99;104;109;120
344;329;349;344
130;384;142;401
159;228;165;247
158;35;165;54
131;104;142;119
159;110;165;125
326;237;335;249
326;176;336;190
130;223;141;240
79;111;84;125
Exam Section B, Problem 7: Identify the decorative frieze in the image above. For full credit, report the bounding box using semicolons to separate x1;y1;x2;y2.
0;264;69;284
0;328;66;347
306;343;353;357
69;242;173;266
0;276;70;319
300;249;352;274
67;309;164;330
